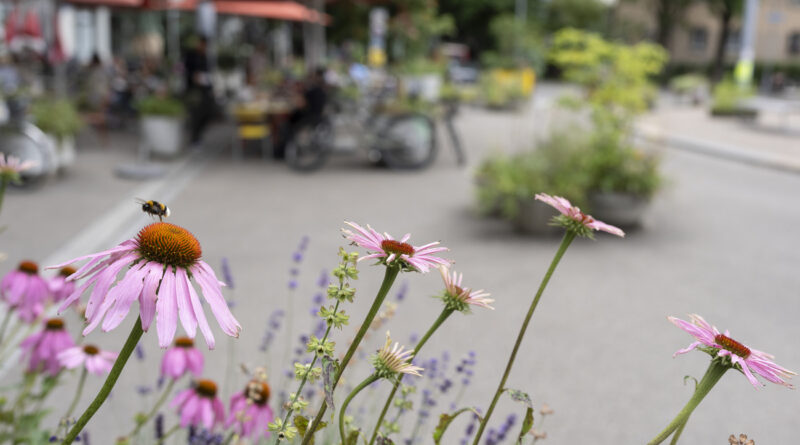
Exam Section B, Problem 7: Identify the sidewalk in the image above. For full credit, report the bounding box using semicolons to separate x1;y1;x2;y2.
636;103;800;173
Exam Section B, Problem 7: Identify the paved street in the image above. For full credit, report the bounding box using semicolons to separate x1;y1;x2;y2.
2;86;799;444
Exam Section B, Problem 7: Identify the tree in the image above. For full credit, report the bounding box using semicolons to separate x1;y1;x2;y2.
652;0;694;50
707;0;743;82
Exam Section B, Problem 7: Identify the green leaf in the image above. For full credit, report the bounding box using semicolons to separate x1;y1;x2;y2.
345;429;360;445
321;355;338;411
683;375;698;390
433;407;482;444
516;407;534;444
505;388;534;410
294;415;326;444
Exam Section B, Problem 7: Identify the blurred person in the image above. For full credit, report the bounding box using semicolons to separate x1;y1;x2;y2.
109;57;133;128
184;36;214;150
83;54;111;146
274;67;328;159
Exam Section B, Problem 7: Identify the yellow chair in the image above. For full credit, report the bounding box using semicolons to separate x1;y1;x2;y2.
232;105;271;160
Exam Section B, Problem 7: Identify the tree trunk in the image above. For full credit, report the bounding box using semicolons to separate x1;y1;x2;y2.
655;0;674;50
711;4;733;83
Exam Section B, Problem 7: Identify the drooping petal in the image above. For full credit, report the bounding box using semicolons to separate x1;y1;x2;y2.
156;268;178;348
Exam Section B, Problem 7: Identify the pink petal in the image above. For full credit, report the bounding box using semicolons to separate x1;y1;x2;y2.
174;268;198;338
101;267;147;332
156;268;178;348
192;263;241;339
182;269;215;349
139;263;163;332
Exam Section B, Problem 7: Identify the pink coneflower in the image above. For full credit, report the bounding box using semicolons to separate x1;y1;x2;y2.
49;222;241;348
226;379;275;439
371;332;424;379
669;314;796;389
49;266;77;303
1;261;50;322
58;344;117;376
439;266;494;312
20;318;75;376
342;222;449;273
161;336;204;379
0;153;36;178
171;379;226;430
534;193;625;238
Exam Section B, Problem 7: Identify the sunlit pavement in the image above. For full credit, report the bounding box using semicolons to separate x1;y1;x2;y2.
3;88;800;443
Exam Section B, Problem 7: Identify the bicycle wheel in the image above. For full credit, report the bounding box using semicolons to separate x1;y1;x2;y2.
285;120;330;172
379;113;437;170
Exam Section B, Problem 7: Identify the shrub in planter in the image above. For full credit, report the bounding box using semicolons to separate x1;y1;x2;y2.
30;98;83;170
475;130;591;235
135;96;185;157
710;79;757;118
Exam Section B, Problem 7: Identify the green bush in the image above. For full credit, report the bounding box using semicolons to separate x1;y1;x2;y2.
669;73;708;96
585;127;662;199
30;99;83;141
475;130;591;219
711;78;755;114
135;96;185;117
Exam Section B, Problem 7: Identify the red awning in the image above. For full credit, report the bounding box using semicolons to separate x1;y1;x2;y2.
214;1;329;24
67;0;144;6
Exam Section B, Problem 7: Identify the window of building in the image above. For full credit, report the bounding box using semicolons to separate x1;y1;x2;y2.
689;27;708;52
789;32;800;55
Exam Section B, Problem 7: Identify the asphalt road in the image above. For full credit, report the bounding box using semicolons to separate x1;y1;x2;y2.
1;88;798;444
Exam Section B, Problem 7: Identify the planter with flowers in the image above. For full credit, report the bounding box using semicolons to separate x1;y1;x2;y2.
135;96;185;157
30;99;83;171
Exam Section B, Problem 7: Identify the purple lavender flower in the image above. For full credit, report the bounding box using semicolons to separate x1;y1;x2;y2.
316;269;329;288
394;280;409;301
220;257;234;290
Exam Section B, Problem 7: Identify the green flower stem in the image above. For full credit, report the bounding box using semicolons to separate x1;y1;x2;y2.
367;308;454;445
271;299;342;444
62;317;145;445
339;374;379;445
129;378;177;437
301;265;400;445
157;423;181;444
0;309;12;345
0;176;8;217
669;421;688;445
647;360;728;445
65;368;87;419
472;231;576;445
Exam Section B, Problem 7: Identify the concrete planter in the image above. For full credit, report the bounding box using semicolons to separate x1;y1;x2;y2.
44;134;76;171
589;192;650;228
513;198;561;236
141;115;183;157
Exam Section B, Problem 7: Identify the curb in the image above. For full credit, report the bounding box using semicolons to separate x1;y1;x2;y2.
635;123;800;175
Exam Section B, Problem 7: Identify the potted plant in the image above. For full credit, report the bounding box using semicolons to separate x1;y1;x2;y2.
710;78;758;119
583;126;662;228
30;98;83;171
135;95;185;157
474;130;590;236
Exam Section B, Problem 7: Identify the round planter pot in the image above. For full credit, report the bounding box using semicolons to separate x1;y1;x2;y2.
141;115;183;157
588;192;650;228
513;198;561;236
44;134;76;171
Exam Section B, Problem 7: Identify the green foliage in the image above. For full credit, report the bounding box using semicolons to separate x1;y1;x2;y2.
549;28;668;119
30;99;83;141
432;407;482;444
711;78;754;113
479;14;546;72
390;1;455;63
475;130;592;220
546;0;611;33
135;96;185;117
669;73;709;95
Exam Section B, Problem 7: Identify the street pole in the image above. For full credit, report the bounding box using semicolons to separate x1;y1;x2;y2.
734;0;760;87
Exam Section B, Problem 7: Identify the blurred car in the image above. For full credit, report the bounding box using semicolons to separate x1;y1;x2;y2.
448;61;480;84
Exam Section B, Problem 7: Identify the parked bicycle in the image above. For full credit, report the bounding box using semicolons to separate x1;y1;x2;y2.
285;86;438;172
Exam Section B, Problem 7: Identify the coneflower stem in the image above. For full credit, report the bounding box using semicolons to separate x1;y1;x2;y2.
367;308;454;445
0;309;12;345
472;231;576;445
65;368;87;419
0;176;8;217
129;378;177;437
339;374;379;445
62;317;145;445
647;360;728;445
301;265;399;445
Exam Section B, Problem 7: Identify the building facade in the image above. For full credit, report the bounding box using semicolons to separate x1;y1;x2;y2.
617;0;800;64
